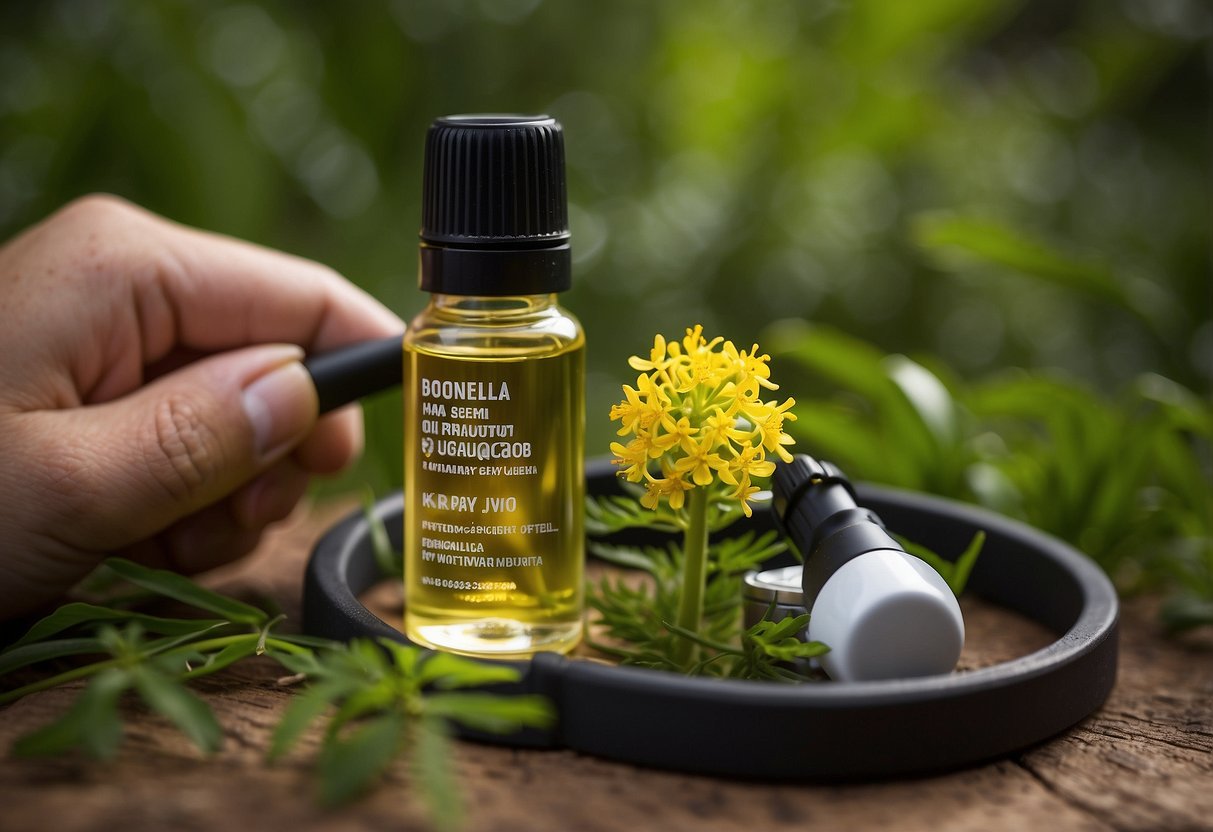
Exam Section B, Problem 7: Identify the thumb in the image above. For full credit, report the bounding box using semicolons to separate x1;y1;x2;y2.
43;344;317;549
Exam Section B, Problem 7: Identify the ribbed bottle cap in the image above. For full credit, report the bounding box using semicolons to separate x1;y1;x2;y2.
419;115;571;295
422;114;568;246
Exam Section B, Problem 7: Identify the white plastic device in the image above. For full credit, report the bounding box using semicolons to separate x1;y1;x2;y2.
773;456;966;682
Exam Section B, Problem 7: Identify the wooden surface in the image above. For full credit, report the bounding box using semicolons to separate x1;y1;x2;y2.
1;499;1211;832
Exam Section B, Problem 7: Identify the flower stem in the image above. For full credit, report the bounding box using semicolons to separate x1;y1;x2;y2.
673;487;710;669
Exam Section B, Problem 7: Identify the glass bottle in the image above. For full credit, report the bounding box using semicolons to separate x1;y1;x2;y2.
403;115;585;658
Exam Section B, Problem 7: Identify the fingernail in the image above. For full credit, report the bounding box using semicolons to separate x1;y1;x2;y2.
241;361;317;462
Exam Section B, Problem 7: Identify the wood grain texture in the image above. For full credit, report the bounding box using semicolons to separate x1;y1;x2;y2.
1;499;1209;832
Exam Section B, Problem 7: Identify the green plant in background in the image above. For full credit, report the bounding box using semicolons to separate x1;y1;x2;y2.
0;557;551;829
589;325;829;676
769;321;1213;631
2;1;1207;485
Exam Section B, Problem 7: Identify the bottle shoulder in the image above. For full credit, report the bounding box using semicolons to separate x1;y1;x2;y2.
405;299;583;359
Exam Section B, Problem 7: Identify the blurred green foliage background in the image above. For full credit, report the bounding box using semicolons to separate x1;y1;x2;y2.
2;1;1210;620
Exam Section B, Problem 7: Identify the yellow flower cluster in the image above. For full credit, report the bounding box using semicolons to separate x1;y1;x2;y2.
609;325;796;517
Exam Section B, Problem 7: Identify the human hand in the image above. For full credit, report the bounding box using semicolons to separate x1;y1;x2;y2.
0;195;403;619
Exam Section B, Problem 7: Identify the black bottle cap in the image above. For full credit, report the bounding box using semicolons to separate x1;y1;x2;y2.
419;114;571;296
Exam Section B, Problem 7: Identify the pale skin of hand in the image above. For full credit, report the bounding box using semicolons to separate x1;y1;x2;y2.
0;195;403;620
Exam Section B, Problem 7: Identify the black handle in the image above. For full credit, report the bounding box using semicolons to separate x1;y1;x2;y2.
304;335;404;415
302;463;1120;780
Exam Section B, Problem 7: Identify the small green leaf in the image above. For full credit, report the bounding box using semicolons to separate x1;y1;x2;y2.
0;637;106;676
588;541;677;578
1135;373;1213;437
268;678;357;761
130;665;223;754
949;531;986;595
362;487;401;579
327;685;397;734
11;602;230;649
896;531;986;596
424;692;554;734
103;558;267;625
897;536;954;580
711;531;786;576
376;638;423;678
269;649;327;678
318;711;406;807
911;213;1135;312
755;638;830;662
411;718;462;832
1160;594;1213;634
12;669;130;759
884;355;959;448
750;614;811;643
179;639;259;680
585;494;682;535
347;639;392;677
767;321;899;407
137;624;232;659
416;652;524;691
787;404;917;486
272;633;344;651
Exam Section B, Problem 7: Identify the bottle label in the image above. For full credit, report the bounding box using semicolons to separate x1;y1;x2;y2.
404;349;584;622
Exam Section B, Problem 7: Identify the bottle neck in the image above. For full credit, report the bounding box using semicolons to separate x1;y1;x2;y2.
426;293;560;320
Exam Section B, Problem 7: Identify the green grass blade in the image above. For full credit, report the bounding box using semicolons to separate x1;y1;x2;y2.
749;614;811;642
12;668;130;759
272;634;345;651
586;541;675;576
1160;594;1213;634
411;718;463;832
949;531;986;595
0;638;106;676
767;321;901;407
318;711;406;807
267;679;355;761
130;665;223;754
756;638;830;662
362;487;401;579
786;405;916;485
884;355;959;448
11;603;229;649
896;535;954;581
267;648;327;678
711;531;787;575
178;639;259;680
415;651;523;690
912;213;1134;310
423;692;554;734
103;558;267;625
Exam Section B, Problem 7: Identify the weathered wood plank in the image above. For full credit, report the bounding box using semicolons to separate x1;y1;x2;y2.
1017;598;1213;832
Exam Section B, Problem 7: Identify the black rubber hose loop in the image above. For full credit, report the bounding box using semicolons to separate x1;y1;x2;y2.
303;458;1118;779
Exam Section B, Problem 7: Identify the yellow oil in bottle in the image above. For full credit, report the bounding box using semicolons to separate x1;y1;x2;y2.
404;295;584;657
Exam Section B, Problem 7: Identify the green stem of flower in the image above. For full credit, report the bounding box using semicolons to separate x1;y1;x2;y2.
673;487;710;669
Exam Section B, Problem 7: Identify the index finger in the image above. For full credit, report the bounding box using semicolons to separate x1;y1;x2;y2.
78;195;404;360
163;222;405;353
